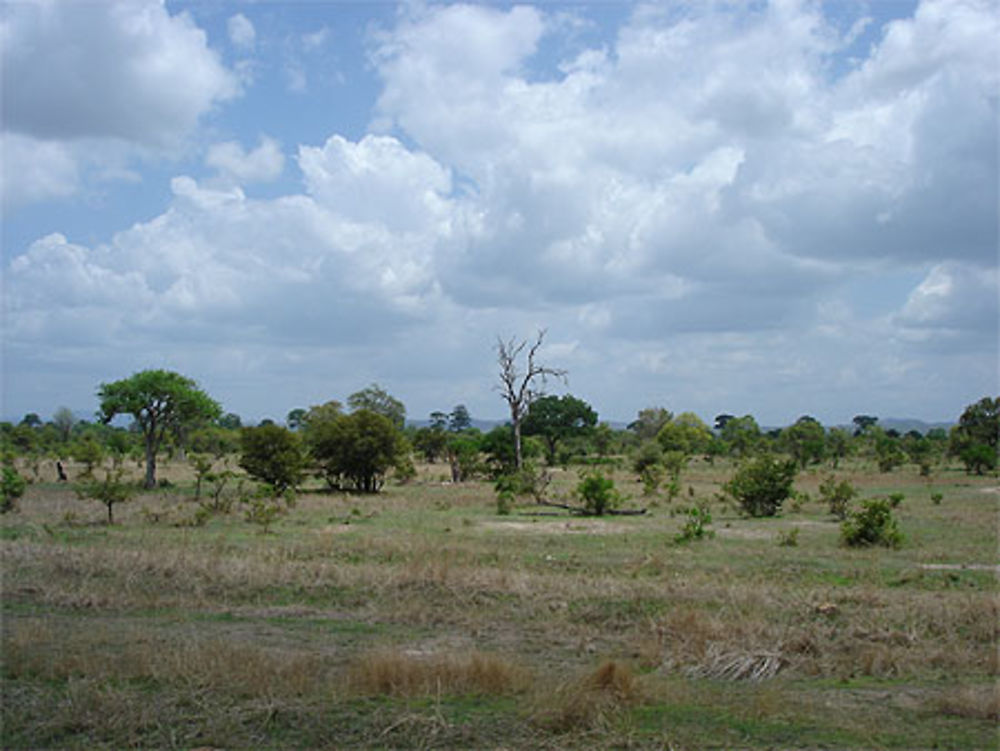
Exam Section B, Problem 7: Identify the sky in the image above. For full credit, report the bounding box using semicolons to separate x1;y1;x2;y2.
1;0;997;428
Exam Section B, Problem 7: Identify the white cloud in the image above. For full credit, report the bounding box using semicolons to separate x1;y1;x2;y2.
0;133;79;208
1;0;239;208
2;0;996;425
206;136;285;185
2;0;239;145
227;13;256;51
298;134;454;232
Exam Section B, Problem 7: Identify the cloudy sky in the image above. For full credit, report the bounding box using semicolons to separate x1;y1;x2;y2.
2;0;997;427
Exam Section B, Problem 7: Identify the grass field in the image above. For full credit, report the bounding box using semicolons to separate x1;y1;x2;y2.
2;456;997;749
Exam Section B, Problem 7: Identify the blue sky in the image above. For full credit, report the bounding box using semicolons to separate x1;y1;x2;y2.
2;0;996;427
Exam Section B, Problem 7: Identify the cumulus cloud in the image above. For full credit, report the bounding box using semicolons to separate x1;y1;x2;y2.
0;134;79;208
227;13;256;51
2;0;238;145
206;136;285;184
2;0;996;423
1;0;239;208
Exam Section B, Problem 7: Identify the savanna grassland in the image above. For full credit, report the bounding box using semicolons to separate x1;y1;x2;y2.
2;457;997;750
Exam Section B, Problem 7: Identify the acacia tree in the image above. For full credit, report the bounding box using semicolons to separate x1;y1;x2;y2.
98;370;221;488
495;330;566;470
522;394;597;464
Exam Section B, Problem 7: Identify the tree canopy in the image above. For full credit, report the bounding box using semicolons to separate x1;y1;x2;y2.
522;393;597;464
98;369;221;488
348;384;406;430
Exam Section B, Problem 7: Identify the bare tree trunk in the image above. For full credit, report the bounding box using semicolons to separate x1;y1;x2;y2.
496;330;566;470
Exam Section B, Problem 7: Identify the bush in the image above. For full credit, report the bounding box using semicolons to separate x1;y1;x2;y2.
1;465;27;513
841;498;903;549
960;443;997;475
576;471;622;516
76;468;136;524
724;454;798;517
776;528;799;547
675;504;714;543
819;474;856;520
239;424;306;493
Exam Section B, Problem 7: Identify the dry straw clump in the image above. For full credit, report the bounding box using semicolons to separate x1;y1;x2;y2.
346;648;531;697
533;660;641;732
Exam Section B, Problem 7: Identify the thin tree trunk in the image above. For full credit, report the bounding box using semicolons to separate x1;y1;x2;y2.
144;440;156;489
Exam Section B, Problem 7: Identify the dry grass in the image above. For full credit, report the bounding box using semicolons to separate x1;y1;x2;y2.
346;648;531;697
533;660;641;732
935;683;1000;722
2;457;998;749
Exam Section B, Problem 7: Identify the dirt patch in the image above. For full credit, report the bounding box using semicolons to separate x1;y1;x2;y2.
480;520;629;535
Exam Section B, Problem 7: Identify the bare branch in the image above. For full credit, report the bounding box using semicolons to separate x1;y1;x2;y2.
494;329;567;469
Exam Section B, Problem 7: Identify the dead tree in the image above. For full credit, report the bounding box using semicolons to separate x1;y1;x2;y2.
495;330;566;470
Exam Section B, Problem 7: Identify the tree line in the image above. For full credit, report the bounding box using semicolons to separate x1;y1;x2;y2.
1;328;997;512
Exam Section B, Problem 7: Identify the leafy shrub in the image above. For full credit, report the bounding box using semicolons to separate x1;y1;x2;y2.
1;466;27;513
930;491;943;505
776;528;799;547
841;498;903;549
239;424;305;493
76;468;136;524
960;444;996;475
576;471;622;516
819;474;856;520
724;454;798;517
632;441;662;476
887;492;904;509
675;504;714;543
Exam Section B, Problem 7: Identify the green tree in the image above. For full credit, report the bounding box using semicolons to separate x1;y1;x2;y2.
724;454;798;518
52;407;75;443
347;384;406;430
872;427;905;472
98;370;221;489
76;468;135;524
413;425;448;463
720;414;761;457
852;415;879;437
657;412;713;456
826;427;851;468
71;435;105;478
592;422;615;457
307;409;404;493
218;412;243;430
286;408;307;431
629;407;673;442
448;404;472;432
1;464;27;513
950;396;999;474
239;424;306;493
781;416;826;468
522;394;597;465
446;433;482;482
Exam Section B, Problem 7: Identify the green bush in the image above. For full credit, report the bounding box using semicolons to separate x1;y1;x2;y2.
576;471;622;516
76;468;136;524
239;424;305;493
674;504;714;543
724;454;798;517
818;474;856;520
1;466;27;513
841;498;903;549
960;443;997;475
